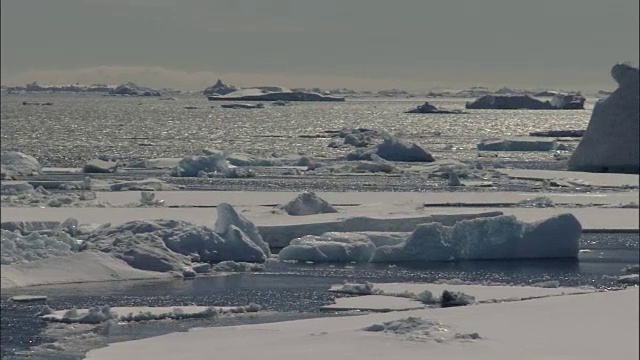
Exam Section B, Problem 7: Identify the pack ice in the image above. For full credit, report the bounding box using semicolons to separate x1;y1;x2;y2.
278;214;582;263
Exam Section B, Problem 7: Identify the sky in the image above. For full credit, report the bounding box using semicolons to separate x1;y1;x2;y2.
1;0;638;91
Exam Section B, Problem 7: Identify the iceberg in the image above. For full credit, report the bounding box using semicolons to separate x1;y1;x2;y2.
371;214;581;262
203;79;238;96
277;213;581;263
466;93;585;110
567;63;639;174
405;102;465;114
208;88;345;102
348;135;435;163
278;233;377;263
110;82;161;96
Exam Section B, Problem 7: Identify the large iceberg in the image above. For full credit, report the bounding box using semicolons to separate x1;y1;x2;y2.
567;63;639;174
277;214;582;263
465;93;585;110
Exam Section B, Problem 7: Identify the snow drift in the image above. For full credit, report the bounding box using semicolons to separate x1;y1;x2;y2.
568;63;639;174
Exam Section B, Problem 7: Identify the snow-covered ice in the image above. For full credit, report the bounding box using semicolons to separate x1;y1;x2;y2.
84;288;637;360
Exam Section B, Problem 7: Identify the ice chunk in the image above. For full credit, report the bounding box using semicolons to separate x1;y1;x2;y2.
568;63;639;174
278;192;338;216
1;229;81;265
83;159;119;173
405;102;464;114
214;203;271;256
211;261;265;272
529;130;585;137
41;305;223;324
440;290;476;307
278;233;376;263
171;154;229;177
375;137;435;162
85;217;269;271
1;181;35;195
10;295;47;302
617;274;639;285
110;178;177;191
1;152;42;178
329;282;379;295
371;214;581;263
477;137;559;151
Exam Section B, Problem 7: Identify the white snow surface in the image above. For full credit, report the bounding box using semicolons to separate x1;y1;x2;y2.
85;288;639;360
568;64;639;173
1;251;172;289
280;213;582;263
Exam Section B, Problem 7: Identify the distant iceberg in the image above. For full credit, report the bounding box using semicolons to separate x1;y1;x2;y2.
568;63;639;174
405;102;465;114
208;87;345;102
110;82;161;96
203;79;238;96
466;93;585;110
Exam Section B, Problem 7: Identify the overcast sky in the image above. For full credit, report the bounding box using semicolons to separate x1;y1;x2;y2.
1;0;638;90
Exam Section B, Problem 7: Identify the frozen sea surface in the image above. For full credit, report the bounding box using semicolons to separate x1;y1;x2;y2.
1;231;637;358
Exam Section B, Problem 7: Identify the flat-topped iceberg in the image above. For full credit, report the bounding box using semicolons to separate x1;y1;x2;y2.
109;82;161;96
568;63;639;174
278;213;582;263
466;93;585;110
208;88;345;102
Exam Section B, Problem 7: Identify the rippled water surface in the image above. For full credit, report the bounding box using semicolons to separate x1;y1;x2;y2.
1;94;594;167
